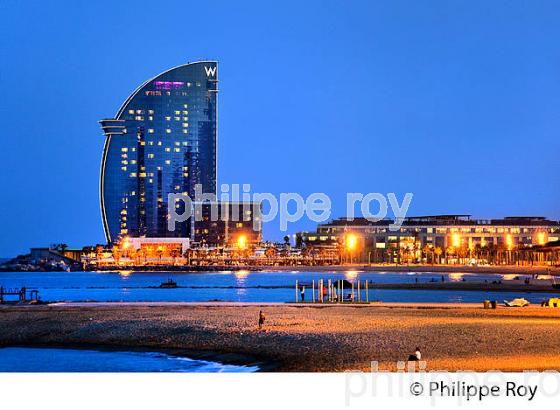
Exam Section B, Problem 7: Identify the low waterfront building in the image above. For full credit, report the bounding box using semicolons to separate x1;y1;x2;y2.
297;215;560;265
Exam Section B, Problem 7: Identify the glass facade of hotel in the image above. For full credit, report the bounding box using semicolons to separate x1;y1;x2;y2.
100;61;218;242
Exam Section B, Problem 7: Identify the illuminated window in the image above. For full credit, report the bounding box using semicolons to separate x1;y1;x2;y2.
128;109;134;114
157;141;162;146
166;129;171;134
148;116;153;121
183;104;188;108
182;129;188;134
174;110;181;115
148;129;154;133
183;117;188;121
121;147;128;152
165;148;171;152
136;110;143;114
148;110;154;114
174;116;180;121
182;110;188;115
165;116;171;121
165;160;171;165
174;148;180;152
174;142;180;146
148;154;155;159
182;123;188;128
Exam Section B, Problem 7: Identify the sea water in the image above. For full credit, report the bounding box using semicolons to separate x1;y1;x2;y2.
0;347;258;372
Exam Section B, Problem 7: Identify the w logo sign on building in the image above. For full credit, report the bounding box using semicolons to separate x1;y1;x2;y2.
204;66;217;77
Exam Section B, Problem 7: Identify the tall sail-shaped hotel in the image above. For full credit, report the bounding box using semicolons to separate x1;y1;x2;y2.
100;61;218;243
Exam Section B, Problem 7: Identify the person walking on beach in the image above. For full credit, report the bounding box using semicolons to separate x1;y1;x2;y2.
300;286;305;302
258;310;265;330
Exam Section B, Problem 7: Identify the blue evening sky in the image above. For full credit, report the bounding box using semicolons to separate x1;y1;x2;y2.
0;0;559;257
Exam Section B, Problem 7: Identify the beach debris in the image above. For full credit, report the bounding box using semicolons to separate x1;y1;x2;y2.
541;297;560;307
504;298;530;307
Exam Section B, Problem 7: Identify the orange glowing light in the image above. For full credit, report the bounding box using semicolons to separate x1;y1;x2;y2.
122;237;130;250
537;232;546;245
346;234;358;250
452;233;461;248
237;235;247;250
506;234;513;250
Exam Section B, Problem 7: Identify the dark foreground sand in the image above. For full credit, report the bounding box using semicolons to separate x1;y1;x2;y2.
1;303;560;372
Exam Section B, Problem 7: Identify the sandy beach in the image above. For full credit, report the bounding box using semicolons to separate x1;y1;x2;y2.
2;302;560;372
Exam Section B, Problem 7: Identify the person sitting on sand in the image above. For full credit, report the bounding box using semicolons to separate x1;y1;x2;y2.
408;347;421;361
258;310;265;330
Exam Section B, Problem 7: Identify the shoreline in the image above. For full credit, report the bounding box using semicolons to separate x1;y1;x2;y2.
1;342;275;371
3;302;560;372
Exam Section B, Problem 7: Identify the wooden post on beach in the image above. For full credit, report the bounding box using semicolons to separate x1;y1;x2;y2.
357;280;360;302
312;280;315;303
295;280;298;303
351;282;354;303
341;280;344;303
336;280;339;303
366;280;369;303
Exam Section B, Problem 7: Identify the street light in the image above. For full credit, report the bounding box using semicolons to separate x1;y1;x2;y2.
237;235;247;250
346;234;357;251
452;233;461;248
346;234;357;264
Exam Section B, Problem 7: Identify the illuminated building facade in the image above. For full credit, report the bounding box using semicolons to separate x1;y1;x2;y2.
192;202;262;246
298;215;560;264
100;61;218;243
